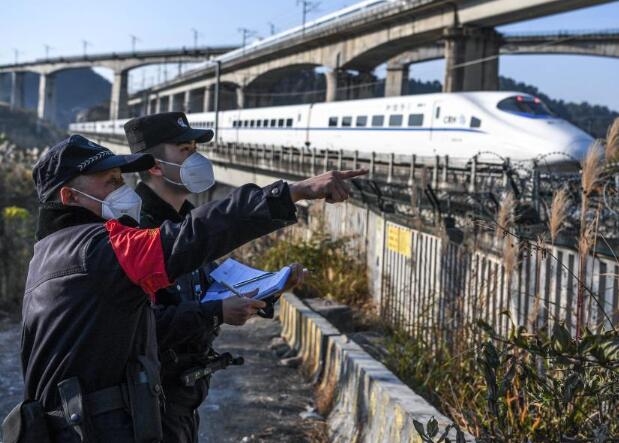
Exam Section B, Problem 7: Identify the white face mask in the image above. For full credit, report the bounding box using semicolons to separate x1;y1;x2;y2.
72;185;142;223
157;152;215;194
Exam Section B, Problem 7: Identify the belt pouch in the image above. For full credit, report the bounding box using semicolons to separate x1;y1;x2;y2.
57;377;95;442
126;356;163;442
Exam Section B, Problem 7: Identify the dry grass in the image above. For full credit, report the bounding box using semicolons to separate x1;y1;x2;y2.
548;188;569;244
605;117;619;163
502;236;519;279
581;141;603;197
496;192;515;240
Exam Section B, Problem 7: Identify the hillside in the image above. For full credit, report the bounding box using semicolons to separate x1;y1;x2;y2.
0;104;66;149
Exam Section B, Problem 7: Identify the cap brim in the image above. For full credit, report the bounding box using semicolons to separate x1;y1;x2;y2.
167;128;214;144
86;153;155;174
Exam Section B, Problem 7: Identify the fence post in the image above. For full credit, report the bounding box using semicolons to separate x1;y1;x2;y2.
433;155;440;189
353;150;359;170
338;149;343;170
408;154;416;186
324;149;329;173
469;155;477;193
311;148;316;176
370;151;376;180
532;161;540;213
442;155;449;187
387;153;394;183
502;157;511;189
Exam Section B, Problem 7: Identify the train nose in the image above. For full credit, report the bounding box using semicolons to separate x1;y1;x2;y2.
565;137;595;161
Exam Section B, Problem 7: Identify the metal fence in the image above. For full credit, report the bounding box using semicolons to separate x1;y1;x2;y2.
321;201;619;343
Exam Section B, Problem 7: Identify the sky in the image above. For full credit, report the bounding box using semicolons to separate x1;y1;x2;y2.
1;0;618;110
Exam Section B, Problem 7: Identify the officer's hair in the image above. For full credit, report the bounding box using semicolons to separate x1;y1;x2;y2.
138;144;167;182
52;175;86;203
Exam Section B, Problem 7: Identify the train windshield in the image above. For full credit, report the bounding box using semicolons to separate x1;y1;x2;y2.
497;96;555;117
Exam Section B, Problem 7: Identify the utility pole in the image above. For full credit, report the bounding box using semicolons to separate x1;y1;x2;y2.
238;27;257;48
129;34;141;52
82;40;91;57
191;28;200;50
268;22;276;36
296;0;320;34
12;49;21;64
43;44;54;60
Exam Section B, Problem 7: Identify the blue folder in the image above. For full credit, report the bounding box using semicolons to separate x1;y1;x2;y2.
201;258;291;303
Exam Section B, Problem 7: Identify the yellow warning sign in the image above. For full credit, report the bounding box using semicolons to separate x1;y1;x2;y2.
387;225;412;258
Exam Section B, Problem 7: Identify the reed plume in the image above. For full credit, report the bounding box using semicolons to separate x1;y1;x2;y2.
548;188;569;245
605;117;619;163
581;141;603;198
496;192;515;240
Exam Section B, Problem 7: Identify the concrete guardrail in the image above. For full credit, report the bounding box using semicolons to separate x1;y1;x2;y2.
279;293;475;443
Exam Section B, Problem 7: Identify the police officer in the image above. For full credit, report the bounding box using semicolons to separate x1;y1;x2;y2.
4;133;365;442
123;112;304;442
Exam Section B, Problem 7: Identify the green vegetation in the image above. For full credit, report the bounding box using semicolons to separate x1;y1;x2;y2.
237;217;369;307
0;134;38;313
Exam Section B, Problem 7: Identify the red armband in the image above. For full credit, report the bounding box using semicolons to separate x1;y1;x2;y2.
105;220;172;301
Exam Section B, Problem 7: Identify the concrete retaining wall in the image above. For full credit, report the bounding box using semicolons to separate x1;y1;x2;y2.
280;294;474;443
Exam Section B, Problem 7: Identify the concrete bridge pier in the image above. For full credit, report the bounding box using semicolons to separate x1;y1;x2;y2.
10;72;25;110
325;69;338;102
110;69;129;120
236;86;245;109
37;72;56;121
443;26;501;92
385;63;409;97
203;84;216;112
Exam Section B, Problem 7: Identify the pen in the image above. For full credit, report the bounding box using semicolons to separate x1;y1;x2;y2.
219;280;246;298
233;272;274;288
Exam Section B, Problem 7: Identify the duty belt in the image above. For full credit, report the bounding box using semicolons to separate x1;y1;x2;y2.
45;384;128;431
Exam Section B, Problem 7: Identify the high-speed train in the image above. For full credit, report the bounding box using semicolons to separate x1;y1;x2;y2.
70;91;593;161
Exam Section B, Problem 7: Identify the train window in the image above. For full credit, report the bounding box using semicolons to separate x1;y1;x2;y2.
244;120;249;127
232;121;237;128
328;117;338;127
408;114;424;127
250;120;255;127
286;118;293;127
342;116;352;127
389;114;403;127
470;117;482;128
371;115;384;127
497;96;555;116
435;107;441;118
356;116;367;127
256;120;262;128
263;119;269;127
278;119;284;127
270;119;276;127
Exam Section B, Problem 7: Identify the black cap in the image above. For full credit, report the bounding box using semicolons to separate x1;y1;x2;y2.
123;112;214;153
33;135;155;202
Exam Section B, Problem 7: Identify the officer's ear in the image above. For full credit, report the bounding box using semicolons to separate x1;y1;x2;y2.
59;186;80;206
147;161;164;178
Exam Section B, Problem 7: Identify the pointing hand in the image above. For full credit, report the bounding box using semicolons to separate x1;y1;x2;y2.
288;169;368;203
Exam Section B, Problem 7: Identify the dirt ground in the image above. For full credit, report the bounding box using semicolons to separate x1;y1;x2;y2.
198;314;327;442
